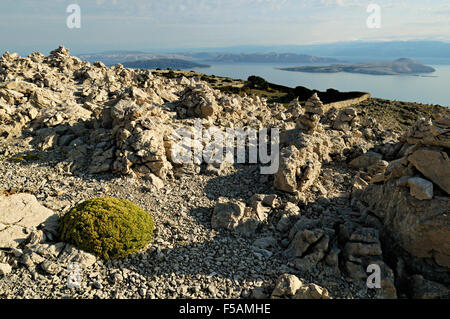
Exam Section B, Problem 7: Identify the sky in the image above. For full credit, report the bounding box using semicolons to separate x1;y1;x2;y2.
0;0;449;55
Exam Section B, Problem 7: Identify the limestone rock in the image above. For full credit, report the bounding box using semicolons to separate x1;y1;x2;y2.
408;177;434;200
286;228;325;259
248;194;277;222
408;148;450;195
40;260;63;275
405;117;450;148
296;93;324;133
0;263;12;275
374;262;398;299
277;202;301;233
358;118;450;286
271;274;303;298
178;84;220;120
211;199;260;236
339;223;385;280
271;274;331;299
0;194;58;249
287;98;303;119
57;244;97;268
350;151;383;169
293;283;331;300
274;144;322;194
361;182;450;271
20;251;45;269
332;107;359;132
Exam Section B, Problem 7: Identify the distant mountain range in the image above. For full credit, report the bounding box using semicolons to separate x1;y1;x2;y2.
77;52;192;66
77;51;340;70
122;59;210;70
278;58;436;76
198;53;339;63
190;41;450;60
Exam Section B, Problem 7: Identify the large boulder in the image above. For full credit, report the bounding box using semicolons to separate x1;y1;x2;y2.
361;182;450;281
211;199;261;236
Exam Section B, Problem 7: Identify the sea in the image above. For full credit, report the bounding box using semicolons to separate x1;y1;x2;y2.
192;62;450;107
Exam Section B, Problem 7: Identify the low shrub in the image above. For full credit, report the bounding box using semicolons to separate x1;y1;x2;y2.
59;197;154;259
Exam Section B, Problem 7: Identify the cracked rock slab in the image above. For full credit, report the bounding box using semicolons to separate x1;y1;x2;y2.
57;244;97;268
0;194;58;249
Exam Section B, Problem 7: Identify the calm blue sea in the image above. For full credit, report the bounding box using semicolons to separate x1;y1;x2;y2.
192;63;450;107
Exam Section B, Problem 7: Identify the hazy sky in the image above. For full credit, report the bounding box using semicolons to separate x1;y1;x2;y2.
0;0;449;55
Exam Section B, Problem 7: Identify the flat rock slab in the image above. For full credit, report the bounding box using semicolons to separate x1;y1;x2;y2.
57;244;97;268
408;148;450;195
0;194;57;248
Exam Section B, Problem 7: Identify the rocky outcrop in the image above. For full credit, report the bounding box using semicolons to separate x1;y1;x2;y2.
358;117;450;285
361;183;450;271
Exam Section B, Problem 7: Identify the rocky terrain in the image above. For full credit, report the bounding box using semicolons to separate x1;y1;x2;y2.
0;46;449;299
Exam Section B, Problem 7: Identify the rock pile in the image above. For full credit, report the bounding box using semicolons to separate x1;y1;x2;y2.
280;208;398;298
178;83;220;120
286;98;303;119
329;107;360;132
296;93;324;132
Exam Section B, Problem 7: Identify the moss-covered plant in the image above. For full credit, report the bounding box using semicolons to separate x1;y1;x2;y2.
59;197;154;259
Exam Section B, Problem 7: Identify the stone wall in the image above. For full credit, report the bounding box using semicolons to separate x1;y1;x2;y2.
323;93;371;112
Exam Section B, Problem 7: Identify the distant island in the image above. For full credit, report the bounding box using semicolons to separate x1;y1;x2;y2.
278;58;436;75
122;59;210;70
204;53;339;63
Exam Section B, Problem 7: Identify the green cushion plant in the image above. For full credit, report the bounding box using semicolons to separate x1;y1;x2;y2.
59;197;154;259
